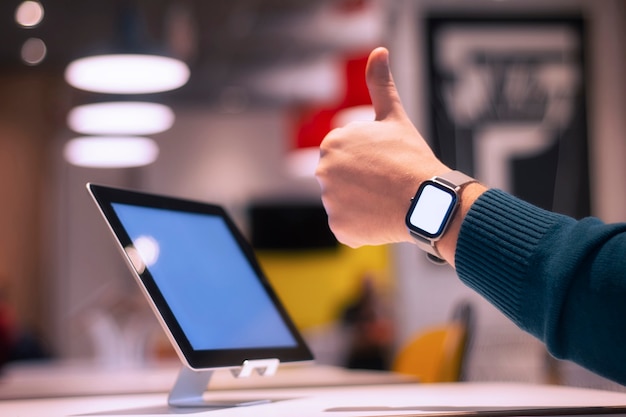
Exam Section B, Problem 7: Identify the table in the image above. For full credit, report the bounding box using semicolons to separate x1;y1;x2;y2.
1;381;626;417
0;361;415;400
1;361;626;417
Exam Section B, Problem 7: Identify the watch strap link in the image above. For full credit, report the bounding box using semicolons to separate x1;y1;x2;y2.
410;230;447;264
435;170;476;191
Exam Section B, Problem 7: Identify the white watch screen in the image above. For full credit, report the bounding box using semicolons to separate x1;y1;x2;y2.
408;183;456;237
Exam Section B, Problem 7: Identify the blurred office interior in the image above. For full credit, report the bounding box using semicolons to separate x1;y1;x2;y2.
0;0;624;391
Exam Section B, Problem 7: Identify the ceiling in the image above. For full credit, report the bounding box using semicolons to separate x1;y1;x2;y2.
1;0;387;107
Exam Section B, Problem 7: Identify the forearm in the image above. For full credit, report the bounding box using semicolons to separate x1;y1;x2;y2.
456;189;626;385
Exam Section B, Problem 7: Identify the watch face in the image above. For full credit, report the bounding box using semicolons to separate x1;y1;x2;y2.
406;181;457;239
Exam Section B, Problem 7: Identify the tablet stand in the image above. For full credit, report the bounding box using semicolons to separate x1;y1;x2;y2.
168;358;280;408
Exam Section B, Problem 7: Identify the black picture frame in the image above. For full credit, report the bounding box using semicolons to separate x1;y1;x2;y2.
426;15;590;218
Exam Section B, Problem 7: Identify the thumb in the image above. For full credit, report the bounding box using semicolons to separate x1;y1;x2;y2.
366;47;406;121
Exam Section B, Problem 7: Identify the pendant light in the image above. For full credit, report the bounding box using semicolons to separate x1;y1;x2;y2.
67;102;175;136
63;3;189;168
65;54;189;95
64;137;159;169
64;4;189;94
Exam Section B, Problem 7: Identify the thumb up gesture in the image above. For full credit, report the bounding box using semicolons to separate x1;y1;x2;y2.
316;47;452;249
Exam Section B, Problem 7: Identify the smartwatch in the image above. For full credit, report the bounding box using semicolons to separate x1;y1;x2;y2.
405;170;476;264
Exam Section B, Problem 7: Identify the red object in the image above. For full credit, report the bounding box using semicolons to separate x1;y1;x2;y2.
293;53;372;149
0;302;17;365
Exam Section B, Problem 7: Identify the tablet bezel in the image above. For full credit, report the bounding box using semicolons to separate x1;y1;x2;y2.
87;183;314;370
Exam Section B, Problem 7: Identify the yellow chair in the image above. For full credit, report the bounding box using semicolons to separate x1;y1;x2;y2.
392;323;466;382
392;301;474;383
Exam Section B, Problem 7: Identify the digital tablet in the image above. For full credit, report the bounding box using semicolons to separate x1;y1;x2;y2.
87;183;314;371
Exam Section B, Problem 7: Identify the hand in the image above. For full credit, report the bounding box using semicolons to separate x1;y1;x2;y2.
315;47;450;248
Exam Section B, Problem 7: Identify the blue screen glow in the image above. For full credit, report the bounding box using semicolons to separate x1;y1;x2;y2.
111;203;297;351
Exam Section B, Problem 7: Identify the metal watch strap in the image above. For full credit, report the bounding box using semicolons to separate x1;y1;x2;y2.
410;231;447;264
435;170;476;192
411;170;476;264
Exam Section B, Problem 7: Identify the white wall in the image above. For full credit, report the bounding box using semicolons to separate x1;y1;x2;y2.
141;108;321;224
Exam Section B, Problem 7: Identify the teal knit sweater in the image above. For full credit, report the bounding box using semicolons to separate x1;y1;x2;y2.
456;189;626;385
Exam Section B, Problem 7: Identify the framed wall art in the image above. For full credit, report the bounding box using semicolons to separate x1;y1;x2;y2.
426;15;590;218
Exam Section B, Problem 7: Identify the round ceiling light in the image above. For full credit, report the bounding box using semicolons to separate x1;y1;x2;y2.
64;136;159;168
15;1;44;28
64;54;190;94
20;37;47;65
67;101;175;135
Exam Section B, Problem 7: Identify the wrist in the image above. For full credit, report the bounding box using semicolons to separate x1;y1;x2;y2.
404;171;486;266
435;181;487;266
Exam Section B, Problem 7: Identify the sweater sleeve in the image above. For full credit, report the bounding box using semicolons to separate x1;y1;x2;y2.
455;189;626;385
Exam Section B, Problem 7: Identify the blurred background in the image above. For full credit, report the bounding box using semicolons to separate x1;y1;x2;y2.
0;0;624;391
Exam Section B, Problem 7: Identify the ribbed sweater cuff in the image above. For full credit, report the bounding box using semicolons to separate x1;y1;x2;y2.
455;189;560;324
